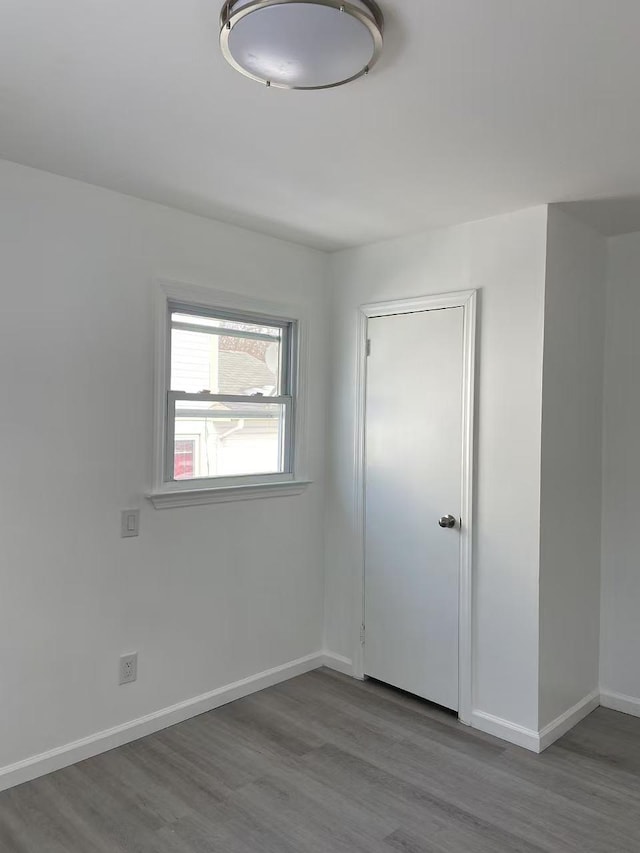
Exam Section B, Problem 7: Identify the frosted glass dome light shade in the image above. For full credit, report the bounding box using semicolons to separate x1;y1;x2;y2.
219;0;384;90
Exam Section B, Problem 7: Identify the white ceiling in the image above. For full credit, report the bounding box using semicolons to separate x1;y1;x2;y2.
2;1;640;251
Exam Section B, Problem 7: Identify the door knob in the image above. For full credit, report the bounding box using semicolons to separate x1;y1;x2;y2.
438;514;457;529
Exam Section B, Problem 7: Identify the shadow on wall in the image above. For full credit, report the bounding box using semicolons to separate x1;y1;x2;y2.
557;197;640;237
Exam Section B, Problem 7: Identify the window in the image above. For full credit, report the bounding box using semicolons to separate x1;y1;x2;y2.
150;285;308;507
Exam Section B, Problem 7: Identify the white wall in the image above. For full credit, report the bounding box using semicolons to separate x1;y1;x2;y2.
325;207;548;731
0;160;328;771
3;157;626;776
538;207;606;728
600;231;640;708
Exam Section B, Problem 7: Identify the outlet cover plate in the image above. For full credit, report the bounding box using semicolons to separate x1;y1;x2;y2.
119;653;138;685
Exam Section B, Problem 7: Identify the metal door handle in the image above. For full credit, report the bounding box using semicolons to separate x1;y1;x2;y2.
438;514;457;529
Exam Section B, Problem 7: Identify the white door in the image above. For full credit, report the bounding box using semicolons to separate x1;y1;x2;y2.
364;307;463;710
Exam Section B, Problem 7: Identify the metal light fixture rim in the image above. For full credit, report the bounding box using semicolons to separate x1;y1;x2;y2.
219;0;385;91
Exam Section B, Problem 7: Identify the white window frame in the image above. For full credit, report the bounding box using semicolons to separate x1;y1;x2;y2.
148;280;311;508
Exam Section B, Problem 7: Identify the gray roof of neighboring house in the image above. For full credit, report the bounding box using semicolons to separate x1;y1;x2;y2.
219;350;276;395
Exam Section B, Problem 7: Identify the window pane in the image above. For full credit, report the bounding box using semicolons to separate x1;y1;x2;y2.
172;400;286;479
170;312;284;396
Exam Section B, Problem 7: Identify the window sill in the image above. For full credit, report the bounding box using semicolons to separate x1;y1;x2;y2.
147;480;311;509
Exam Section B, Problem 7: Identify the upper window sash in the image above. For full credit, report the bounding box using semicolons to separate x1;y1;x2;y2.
167;300;295;399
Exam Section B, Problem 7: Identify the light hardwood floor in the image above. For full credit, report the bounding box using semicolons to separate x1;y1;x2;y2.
1;668;639;852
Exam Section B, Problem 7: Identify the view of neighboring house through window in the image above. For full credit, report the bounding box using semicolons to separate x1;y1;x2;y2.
167;303;295;483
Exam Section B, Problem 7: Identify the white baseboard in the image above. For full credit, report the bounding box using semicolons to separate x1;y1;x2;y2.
600;689;640;718
321;651;353;676
470;710;541;752
4;655;625;795
0;651;324;794
472;689;601;754
538;689;600;751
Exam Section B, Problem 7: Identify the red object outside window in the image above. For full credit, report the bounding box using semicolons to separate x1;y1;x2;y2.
174;439;195;479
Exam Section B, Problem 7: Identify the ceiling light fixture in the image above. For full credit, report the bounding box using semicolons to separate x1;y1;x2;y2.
219;0;384;90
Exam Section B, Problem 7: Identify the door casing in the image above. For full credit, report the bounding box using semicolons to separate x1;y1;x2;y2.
352;290;477;725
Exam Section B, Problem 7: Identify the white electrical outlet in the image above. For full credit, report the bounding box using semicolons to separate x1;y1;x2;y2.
119;653;138;685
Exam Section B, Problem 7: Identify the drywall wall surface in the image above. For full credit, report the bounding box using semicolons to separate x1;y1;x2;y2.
600;230;640;705
538;206;606;729
325;206;548;731
0;160;328;769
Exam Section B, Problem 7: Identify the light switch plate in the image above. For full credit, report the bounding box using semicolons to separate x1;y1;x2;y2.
121;509;140;538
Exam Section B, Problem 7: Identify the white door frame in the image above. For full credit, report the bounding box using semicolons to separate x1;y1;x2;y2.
352;289;477;725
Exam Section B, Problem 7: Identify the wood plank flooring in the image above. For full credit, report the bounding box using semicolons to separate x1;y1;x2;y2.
1;668;639;852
